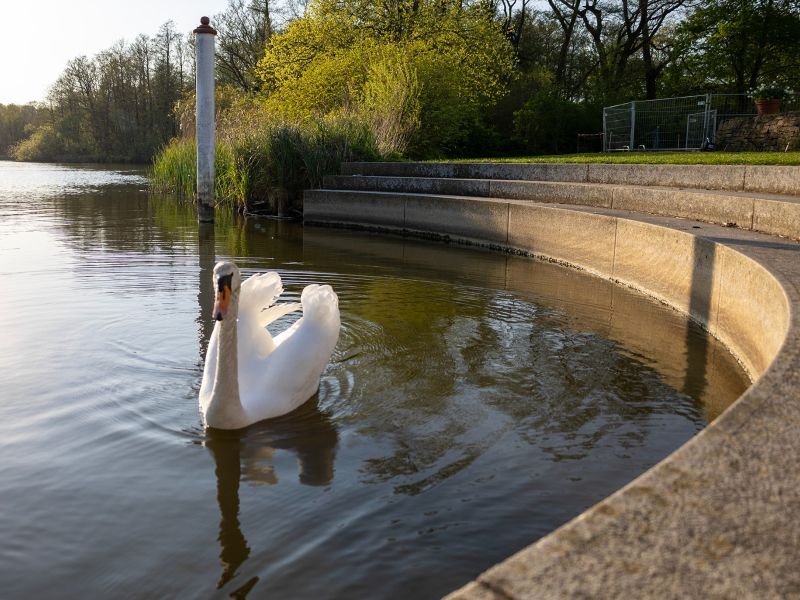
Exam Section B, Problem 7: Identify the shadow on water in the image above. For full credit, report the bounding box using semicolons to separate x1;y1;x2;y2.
683;236;716;401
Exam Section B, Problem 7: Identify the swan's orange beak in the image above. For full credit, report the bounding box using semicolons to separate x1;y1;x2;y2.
214;274;233;321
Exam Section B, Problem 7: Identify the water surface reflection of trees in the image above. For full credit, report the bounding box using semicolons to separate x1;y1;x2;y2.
50;183;748;501
303;229;748;494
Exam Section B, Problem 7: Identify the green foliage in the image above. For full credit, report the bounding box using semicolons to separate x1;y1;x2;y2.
751;83;793;101
262;42;371;121
299;116;379;187
255;0;517;158
0;103;49;158
10;124;64;162
672;0;800;93
512;90;600;155
150;138;199;199
357;49;421;157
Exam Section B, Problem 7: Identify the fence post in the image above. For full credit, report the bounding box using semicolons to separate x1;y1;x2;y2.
629;102;636;151
703;93;712;147
194;16;217;223
602;108;607;152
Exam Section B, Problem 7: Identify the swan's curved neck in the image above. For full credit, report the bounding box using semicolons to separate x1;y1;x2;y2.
206;292;248;429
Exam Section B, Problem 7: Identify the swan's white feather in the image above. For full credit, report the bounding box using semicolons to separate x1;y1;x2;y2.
239;272;283;317
258;302;303;329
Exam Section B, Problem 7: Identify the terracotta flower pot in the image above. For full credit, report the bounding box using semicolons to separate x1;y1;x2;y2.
755;99;781;115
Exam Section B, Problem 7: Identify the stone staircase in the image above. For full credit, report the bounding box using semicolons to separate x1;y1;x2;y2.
306;161;800;240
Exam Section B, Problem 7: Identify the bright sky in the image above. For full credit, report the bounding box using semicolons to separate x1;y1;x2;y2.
0;0;231;105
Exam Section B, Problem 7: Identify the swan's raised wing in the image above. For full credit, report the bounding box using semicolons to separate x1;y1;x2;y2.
240;271;303;328
246;283;340;419
239;272;283;318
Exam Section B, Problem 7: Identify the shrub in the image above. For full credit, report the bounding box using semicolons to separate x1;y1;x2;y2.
10;124;64;162
513;92;601;155
357;50;421;157
150;138;242;209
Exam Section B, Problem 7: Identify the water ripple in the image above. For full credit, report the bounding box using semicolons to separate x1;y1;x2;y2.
0;162;750;600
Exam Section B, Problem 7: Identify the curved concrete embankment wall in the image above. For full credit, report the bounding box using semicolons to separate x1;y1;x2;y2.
304;194;789;380
304;163;800;598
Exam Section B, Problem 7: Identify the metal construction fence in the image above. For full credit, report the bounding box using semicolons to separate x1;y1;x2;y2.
603;93;799;151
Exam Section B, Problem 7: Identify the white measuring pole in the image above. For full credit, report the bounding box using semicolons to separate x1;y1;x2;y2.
194;16;217;223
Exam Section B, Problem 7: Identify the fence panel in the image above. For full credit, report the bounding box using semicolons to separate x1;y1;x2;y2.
603;93;799;151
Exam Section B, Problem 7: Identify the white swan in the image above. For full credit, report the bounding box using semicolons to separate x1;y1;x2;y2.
199;261;340;429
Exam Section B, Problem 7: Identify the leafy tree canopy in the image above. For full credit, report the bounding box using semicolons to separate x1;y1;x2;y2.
674;0;800;93
255;0;517;156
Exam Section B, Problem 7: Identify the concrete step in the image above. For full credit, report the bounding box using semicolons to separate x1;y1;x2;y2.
340;161;800;196
307;185;800;240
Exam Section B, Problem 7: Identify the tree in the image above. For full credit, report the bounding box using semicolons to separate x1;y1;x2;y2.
215;0;276;91
545;0;583;87
0;103;48;157
676;0;800;93
590;0;686;99
256;0;517;156
15;21;192;163
482;0;535;50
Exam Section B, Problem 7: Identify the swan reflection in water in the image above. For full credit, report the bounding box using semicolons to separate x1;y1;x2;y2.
203;400;339;595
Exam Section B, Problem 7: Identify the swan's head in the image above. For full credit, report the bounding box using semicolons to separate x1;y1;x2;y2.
212;261;241;322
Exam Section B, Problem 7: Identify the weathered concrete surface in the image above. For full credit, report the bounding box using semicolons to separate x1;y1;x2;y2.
341;161;590;182
404;195;509;244
304;181;800;599
745;165;800;195
491;180;613;207
712;244;789;378
305;187;793;378
324;174;492;198
587;163;747;190
507;202;616;275
326;166;800;238
753;196;800;238
611;219;722;327
610;186;755;228
339;161;800;195
303;189;404;228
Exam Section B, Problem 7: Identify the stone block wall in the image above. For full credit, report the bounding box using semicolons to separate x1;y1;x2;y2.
715;112;800;151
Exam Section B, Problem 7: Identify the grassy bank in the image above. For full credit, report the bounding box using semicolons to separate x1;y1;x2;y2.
444;151;800;165
151;119;379;215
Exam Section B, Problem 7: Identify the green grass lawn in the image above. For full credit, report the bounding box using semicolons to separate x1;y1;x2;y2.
444;151;800;165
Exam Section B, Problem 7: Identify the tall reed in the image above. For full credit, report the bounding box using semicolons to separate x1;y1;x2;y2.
150;138;245;212
150;138;196;199
151;116;380;215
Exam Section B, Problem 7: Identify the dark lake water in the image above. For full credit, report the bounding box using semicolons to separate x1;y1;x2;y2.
0;161;749;599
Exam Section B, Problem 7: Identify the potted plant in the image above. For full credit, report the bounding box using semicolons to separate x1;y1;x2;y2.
751;84;788;115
